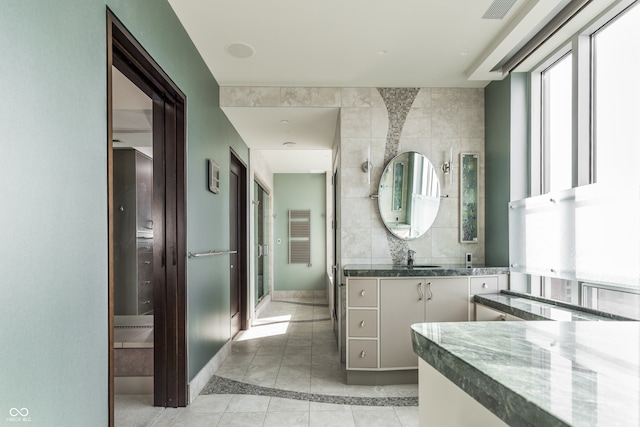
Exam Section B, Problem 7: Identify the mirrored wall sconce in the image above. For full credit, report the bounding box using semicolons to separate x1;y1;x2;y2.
441;147;453;186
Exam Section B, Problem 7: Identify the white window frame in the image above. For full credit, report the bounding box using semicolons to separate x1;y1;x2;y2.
528;0;639;304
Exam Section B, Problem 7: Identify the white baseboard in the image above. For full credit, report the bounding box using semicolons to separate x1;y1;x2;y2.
188;340;231;404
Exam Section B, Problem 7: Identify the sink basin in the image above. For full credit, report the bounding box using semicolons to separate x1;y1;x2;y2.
406;265;441;269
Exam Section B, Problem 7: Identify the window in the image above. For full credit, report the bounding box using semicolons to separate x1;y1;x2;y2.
583;284;640;320
541;53;573;193
592;2;640;186
526;1;640;317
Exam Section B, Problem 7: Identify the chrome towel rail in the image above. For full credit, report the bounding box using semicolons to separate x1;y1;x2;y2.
187;250;237;259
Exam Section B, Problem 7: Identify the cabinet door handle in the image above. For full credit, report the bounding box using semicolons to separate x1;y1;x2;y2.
500;314;506;321
482;283;488;289
360;320;366;328
144;260;151;264
360;351;366;358
360;290;366;297
427;282;433;300
418;282;424;301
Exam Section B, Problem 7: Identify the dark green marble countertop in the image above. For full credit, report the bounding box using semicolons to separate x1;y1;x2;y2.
343;264;509;277
411;321;640;427
473;291;634;321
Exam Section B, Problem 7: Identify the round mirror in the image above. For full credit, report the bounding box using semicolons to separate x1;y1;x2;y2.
378;151;441;240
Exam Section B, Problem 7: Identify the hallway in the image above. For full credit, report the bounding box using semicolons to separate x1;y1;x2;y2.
126;296;418;426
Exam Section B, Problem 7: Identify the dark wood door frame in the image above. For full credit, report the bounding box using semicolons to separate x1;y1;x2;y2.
230;151;249;334
107;10;187;425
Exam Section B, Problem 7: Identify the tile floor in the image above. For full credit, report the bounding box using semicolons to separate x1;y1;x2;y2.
117;297;418;426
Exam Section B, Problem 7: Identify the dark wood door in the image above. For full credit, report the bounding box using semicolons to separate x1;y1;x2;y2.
108;13;187;419
229;153;247;338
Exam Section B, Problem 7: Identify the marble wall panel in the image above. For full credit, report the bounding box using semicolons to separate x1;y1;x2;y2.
339;87;485;267
340;108;371;138
341;88;371;107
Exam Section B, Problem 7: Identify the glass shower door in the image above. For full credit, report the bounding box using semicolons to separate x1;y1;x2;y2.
254;182;269;305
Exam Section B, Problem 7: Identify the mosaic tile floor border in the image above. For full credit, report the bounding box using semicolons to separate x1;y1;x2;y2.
201;375;418;407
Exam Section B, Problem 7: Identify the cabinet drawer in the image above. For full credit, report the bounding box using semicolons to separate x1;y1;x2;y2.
470;276;498;295
348;279;377;307
348;339;377;369
348;309;377;338
476;304;524;321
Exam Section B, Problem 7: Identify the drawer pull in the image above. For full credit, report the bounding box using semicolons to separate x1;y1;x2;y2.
360;320;366;328
500;314;506;321
482;283;488;289
360;290;366;297
144;261;151;264
142;280;151;284
360;351;366;358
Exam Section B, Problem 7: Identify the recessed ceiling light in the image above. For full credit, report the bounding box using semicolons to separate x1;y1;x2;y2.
225;42;255;59
460;51;469;56
280;120;289;125
282;141;296;147
378;49;389;55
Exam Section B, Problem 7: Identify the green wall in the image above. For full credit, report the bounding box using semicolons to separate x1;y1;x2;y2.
0;1;247;423
274;174;327;292
484;73;529;267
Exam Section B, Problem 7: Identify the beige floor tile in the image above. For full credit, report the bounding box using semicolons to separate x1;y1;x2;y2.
351;407;402;427
225;395;271;413
309;410;355;427
170;410;223;427
216;411;266;427
187;394;232;413
268;397;311;412
394;407;419;427
263;411;310;427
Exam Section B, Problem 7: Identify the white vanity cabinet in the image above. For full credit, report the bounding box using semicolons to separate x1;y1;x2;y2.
346;279;379;370
475;304;524;321
425;277;469;322
380;278;426;369
346;273;508;372
469;275;508;320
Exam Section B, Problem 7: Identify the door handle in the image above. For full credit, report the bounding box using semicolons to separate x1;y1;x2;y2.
418;282;424;301
427;282;433;300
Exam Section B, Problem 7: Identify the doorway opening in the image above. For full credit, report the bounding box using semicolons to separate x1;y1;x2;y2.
107;11;187;424
254;181;270;307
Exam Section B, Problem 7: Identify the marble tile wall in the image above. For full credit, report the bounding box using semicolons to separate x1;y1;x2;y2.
221;86;486;269
339;88;485;267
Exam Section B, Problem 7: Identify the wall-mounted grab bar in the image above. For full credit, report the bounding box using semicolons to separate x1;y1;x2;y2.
187;250;237;259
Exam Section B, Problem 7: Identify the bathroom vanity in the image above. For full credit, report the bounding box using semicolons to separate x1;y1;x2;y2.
342;265;509;384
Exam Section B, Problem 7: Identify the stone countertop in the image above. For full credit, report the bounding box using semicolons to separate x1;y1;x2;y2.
411;321;640;427
343;264;509;277
473;291;635;321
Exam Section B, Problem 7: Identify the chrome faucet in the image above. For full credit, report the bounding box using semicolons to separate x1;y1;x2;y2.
407;250;416;266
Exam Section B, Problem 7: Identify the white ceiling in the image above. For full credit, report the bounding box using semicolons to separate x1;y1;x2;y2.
164;0;612;173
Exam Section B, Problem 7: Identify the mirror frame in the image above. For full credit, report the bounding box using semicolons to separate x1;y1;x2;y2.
378;151;441;240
